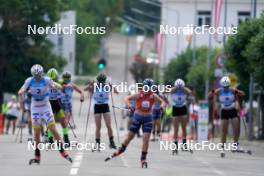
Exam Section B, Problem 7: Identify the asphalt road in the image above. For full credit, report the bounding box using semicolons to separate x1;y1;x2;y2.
1;33;264;176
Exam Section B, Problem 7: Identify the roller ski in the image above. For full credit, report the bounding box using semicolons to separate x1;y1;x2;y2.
172;148;178;155
61;151;73;163
29;157;40;165
232;149;252;155
172;141;178;155
220;150;225;158
231;143;252;155
109;140;117;149
141;160;148;168
63;135;71;148
181;140;193;154
104;145;126;162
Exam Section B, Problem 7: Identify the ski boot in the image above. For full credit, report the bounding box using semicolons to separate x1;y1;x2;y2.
29;156;40;165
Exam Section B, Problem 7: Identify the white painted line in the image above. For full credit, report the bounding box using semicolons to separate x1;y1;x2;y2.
121;155;129;167
195;156;225;176
72;161;81;168
70;168;79;175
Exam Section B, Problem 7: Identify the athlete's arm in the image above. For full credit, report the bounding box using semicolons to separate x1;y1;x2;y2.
52;82;62;89
18;78;30;109
84;81;94;94
72;83;85;102
208;88;220;98
184;87;192;95
153;93;166;109
109;83;119;94
163;87;175;94
234;88;245;97
125;93;139;109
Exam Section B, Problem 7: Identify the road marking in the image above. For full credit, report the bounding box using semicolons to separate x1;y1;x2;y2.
70;151;84;175
194;155;225;176
120;155;129;167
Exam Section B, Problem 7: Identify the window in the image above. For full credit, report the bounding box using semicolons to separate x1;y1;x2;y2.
238;11;251;24
197;11;211;26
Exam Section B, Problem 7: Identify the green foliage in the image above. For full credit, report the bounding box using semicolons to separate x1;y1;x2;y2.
164;47;193;82
67;0;123;75
225;14;264;95
0;0;66;101
186;47;219;99
164;46;219;99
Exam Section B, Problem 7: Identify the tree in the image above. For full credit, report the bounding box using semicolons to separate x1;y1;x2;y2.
164;46;219;99
163;47;193;83
67;0;123;75
225;13;264;138
0;0;66;105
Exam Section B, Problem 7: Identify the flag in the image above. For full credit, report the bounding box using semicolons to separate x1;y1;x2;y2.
214;0;223;42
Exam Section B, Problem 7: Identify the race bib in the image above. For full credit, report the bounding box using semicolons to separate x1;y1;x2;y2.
141;101;150;108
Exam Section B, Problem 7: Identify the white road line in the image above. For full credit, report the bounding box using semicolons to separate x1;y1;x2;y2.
120;155;129;167
70;152;84;175
194;155;225;176
69;168;79;175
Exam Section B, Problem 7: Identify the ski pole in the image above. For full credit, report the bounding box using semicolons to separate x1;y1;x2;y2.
110;91;120;144
112;105;129;111
68;121;77;138
78;102;83;118
84;93;92;141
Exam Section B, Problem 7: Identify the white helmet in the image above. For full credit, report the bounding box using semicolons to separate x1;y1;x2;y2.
220;76;230;87
31;64;43;76
174;79;185;88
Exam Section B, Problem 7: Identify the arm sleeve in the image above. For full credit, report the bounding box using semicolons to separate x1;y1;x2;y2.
22;78;31;90
45;77;54;88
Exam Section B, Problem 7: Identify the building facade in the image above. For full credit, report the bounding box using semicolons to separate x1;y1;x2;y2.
47;11;76;75
161;0;264;66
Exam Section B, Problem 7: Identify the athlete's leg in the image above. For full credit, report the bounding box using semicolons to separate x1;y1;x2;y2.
58;110;70;145
26;111;32;135
103;112;116;148
142;132;151;152
33;127;41;159
172;117;180;141
103;112;113;137
152;120;157;137
221;119;228;144
231;117;240;143
127;118;132;130
12;119;17;135
94;113;101;144
156;118;161;136
5;119;10;134
113;131;135;157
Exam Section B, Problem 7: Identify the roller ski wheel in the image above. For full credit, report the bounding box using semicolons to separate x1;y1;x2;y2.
172;149;178;155
64;155;73;163
104;156;112;162
141;160;148;168
29;158;40;165
232;149;252;155
220;151;225;158
109;142;117;149
190;149;194;154
91;147;101;152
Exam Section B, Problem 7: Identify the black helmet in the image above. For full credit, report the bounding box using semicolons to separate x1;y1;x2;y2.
143;78;154;88
96;73;107;83
62;71;71;81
